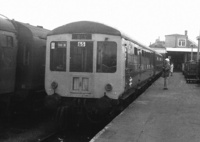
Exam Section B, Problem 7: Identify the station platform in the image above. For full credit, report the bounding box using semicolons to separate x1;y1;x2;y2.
90;73;200;142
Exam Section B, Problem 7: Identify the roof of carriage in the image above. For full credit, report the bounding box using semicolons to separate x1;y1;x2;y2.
48;21;121;36
0;17;16;33
48;21;160;55
14;21;50;39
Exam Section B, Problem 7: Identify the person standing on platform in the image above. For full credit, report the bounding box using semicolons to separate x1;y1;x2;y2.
170;63;174;76
162;58;171;90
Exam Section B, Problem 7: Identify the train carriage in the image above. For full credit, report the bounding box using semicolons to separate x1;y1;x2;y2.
45;21;163;122
0;17;18;117
0;14;50;119
13;21;49;95
0;17;17;95
10;21;50;111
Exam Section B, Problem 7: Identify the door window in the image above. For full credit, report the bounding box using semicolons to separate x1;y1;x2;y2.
50;41;67;71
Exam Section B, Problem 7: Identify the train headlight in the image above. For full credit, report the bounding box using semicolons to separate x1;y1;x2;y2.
105;84;113;92
51;81;58;90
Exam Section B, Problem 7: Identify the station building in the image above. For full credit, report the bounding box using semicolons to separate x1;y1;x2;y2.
150;30;198;72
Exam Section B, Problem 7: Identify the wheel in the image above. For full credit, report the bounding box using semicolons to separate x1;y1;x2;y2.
84;99;111;123
55;106;70;130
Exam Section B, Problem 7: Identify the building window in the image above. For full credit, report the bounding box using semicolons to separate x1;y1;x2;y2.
178;39;186;47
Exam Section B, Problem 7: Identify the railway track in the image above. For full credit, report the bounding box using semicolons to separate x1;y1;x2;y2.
1;75;159;142
37;131;58;142
37;128;93;142
36;83;154;142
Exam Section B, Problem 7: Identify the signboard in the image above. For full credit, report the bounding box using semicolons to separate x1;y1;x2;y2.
72;34;92;39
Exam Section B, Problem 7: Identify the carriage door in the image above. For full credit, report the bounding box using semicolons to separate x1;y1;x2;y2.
70;41;93;94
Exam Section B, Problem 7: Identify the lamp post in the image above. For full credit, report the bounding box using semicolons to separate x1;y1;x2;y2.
196;36;200;62
190;44;194;61
196;36;200;79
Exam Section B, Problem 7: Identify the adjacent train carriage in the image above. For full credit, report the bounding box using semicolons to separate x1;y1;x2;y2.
45;21;163;122
0;17;18;117
0;17;17;95
11;21;50;109
0;14;50;118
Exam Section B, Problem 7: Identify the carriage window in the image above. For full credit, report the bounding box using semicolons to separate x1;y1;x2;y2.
142;50;145;56
7;36;13;47
134;47;138;55
0;35;13;47
50;41;66;71
70;41;93;72
97;41;117;73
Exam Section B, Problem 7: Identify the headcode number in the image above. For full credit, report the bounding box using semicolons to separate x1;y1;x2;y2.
78;42;86;47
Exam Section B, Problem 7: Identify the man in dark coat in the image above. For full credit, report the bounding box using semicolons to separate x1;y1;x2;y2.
163;58;171;90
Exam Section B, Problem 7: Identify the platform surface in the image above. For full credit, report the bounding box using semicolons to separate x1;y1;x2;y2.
90;73;200;142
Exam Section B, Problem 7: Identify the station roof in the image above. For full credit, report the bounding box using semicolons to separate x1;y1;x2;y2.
150;48;167;54
165;34;185;36
166;47;198;52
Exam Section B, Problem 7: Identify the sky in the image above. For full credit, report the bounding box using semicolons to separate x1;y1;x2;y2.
1;0;200;46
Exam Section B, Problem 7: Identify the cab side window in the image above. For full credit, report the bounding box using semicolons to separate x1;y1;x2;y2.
97;41;117;73
50;41;67;71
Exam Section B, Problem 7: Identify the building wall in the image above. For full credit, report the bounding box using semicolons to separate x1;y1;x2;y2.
151;31;198;71
165;36;176;47
165;35;187;48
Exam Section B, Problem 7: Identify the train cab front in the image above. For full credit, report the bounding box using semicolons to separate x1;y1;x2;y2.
45;25;124;123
